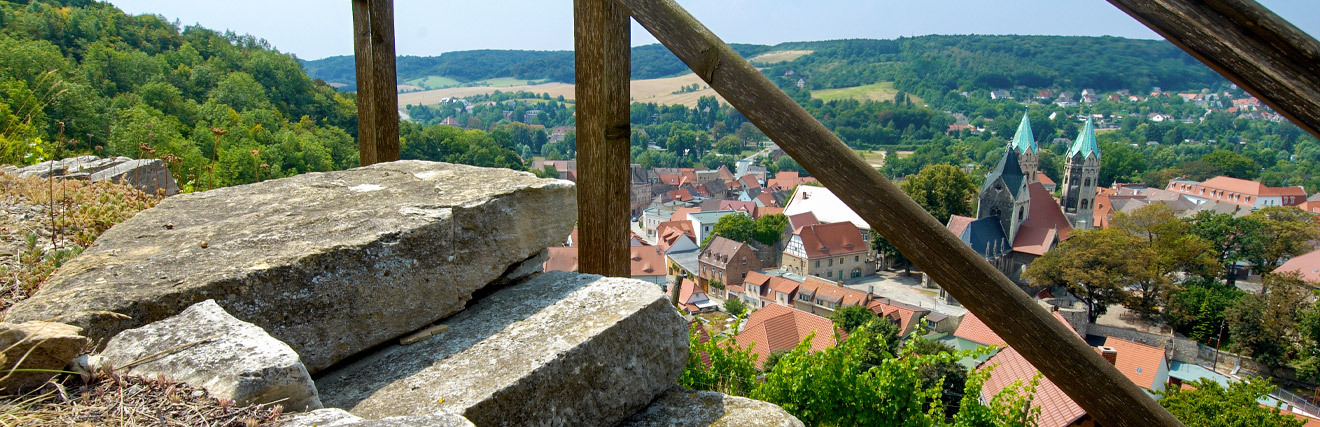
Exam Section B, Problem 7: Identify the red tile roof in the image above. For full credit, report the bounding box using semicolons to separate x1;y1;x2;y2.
670;207;702;222
793;221;869;259
796;277;869;307
542;247;579;272
787;212;819;230
734;304;838;368
1035;172;1055;185
658;173;682;186
1012;182;1074;255
1202;176;1307;198
719;200;758;214
955;311;1075;347
630;246;666;277
981;347;1087;427
754;206;784;219
946;215;975;237
1276;248;1320;283
678;278;705;313
739;174;762;189
1102;337;1167;390
866;299;930;336
700;236;755;270
756;191;778;207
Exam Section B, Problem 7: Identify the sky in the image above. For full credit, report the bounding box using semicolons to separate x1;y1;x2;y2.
107;0;1320;61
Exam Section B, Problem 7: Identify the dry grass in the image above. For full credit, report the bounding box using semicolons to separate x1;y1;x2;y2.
0;171;161;311
749;50;813;64
0;369;285;427
397;73;729;108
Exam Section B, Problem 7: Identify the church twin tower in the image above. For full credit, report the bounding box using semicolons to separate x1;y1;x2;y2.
977;112;1101;236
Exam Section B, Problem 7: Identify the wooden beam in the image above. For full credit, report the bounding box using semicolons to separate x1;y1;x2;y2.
350;0;376;166
574;0;631;277
350;0;400;166
612;1;1184;426
1107;0;1320;139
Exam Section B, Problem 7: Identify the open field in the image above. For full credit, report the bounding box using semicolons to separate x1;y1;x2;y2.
404;75;461;89
810;82;924;105
749;49;813;64
473;77;543;87
398;72;727;108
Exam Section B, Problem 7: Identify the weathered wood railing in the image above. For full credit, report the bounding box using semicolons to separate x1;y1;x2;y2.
347;0;1320;426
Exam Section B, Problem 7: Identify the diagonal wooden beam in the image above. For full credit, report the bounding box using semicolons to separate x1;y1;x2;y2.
350;0;400;166
612;1;1184;426
574;0;632;277
1108;0;1320;139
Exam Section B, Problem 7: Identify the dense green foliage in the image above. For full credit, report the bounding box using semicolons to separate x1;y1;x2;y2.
301;43;772;88
1158;378;1305;427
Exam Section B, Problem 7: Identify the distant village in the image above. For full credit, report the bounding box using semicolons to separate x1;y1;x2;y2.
535;110;1320;426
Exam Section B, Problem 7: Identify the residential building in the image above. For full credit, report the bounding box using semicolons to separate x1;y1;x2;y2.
630;246;667;287
698;236;761;291
734;304;838;368
687;210;742;244
783;221;872;280
867;298;932;337
1101;337;1170;393
793;275;871;316
675;278;718;314
1165;176;1307;209
783;184;870;231
1275;248;1320;284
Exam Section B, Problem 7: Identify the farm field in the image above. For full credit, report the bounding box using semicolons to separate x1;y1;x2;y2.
397;72;728;108
749;49;813;64
811;82;923;104
404;75;462;89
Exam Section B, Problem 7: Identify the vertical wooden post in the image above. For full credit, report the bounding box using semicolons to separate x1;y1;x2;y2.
350;0;400;166
574;0;631;277
612;1;1183;426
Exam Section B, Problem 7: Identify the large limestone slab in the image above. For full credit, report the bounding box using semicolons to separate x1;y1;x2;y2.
316;271;688;426
283;408;474;427
621;388;805;427
99;300;322;411
5;161;575;372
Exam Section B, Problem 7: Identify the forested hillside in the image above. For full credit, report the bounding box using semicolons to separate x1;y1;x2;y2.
0;0;528;189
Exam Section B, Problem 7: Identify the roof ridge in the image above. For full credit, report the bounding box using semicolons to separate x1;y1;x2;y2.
1010;112;1037;154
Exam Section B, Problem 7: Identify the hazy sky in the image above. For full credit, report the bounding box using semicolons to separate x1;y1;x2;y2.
108;0;1320;61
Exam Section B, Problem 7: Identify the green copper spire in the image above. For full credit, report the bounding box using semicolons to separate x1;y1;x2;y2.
1010;112;1037;154
1068;117;1100;158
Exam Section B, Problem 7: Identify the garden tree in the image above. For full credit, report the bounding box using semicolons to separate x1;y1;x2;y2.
1023;227;1142;322
871;230;911;274
1226;273;1309;369
678;324;759;396
899;163;976;223
1098;140;1148;186
714;135;742;155
1163;277;1243;345
829;305;877;333
666;129;699;158
735;122;764;148
723;297;747;318
697;152;737;172
705;213;756;246
1246;206;1320;277
762;349;789;373
1188;149;1261;180
1158;378;1305;427
752;214;788;245
1110;204;1218;318
1189;211;1267;287
909;337;970;416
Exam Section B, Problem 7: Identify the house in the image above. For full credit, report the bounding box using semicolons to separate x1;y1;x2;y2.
631;246;667;286
630;164;653;217
734;304;837;368
698;236;761;292
990;89;1012;100
866;298;931;337
439;116;461;127
530;160;577;181
765;171;818;191
981;346;1089;427
782;221;872;281
687;210;742;244
1275;248;1320;284
1101;337;1170;393
1165;176;1307;209
783;186;869;231
542;246;579;273
718;200;757;215
753;205;784;219
793;275;871;316
676;278;718;314
737;270;800;309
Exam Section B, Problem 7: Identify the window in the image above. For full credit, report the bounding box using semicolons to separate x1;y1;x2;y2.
854;255;859;262
815;260;820;268
828;259;834;267
799;294;809;301
1080;199;1089;210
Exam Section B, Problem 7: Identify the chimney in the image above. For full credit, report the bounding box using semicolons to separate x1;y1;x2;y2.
1097;346;1118;365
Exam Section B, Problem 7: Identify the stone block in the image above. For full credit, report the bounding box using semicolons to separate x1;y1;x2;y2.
0;321;87;393
99;300;321;411
316;271;687;426
620;387;805;427
283;408;473;427
6;161;576;372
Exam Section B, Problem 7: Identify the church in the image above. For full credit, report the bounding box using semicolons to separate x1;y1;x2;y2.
945;113;1102;284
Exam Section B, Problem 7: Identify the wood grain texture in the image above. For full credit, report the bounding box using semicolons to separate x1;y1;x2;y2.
574;0;631;277
1108;0;1320;139
350;0;400;166
350;0;376;166
612;1;1184;426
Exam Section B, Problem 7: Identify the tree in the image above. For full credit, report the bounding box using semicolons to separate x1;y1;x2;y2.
1247;206;1320;277
715;135;741;155
1159;378;1304;427
1163;277;1242;345
829;305;877;333
1111;204;1218;319
723;297;747;318
752;213;787;245
678;324;759;396
899;164;976;223
705;213;755;246
1191;150;1261;180
871;230;911;274
1226;273;1308;369
1023;228;1139;322
1189;211;1267;287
